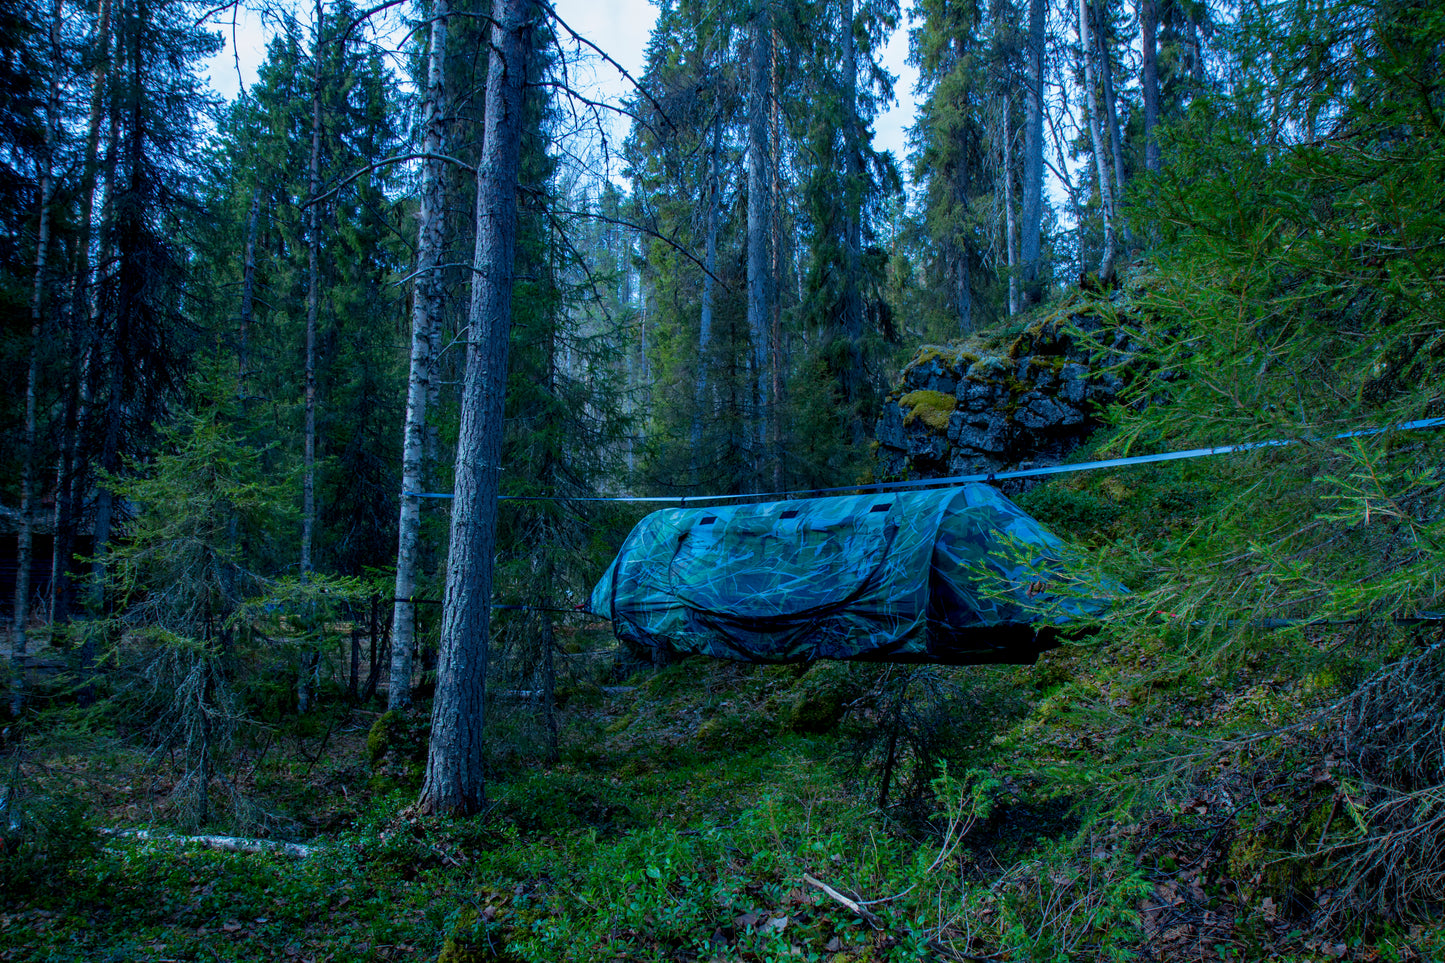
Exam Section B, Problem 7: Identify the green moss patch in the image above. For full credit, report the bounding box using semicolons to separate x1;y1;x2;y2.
899;389;957;431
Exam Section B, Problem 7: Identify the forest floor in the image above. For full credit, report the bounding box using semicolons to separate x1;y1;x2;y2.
1;596;1441;962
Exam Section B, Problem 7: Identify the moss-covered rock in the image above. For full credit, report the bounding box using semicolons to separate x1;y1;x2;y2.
877;296;1140;489
782;662;865;734
366;709;430;793
437;907;522;963
693;705;776;750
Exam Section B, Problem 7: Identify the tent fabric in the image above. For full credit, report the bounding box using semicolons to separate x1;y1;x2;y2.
586;484;1116;665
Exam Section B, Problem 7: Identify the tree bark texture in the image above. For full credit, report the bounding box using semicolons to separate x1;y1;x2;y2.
1002;96;1019;317
303;0;322;584
1019;0;1047;305
390;0;450;711
418;0;535;818
90;0;147;615
1092;0;1127;214
955;99;973;336
768;30;783;491
239;187;260;393
841;0;865;445
298;0;324;715
1140;0;1160;172
14;0;65;711
691;114;721;461
51;0;113;626
746;4;773;491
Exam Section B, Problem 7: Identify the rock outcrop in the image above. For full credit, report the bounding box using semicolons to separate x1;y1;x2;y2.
875;305;1138;490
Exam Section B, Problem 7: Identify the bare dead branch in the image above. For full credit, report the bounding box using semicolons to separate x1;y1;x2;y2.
538;0;676;133
303;152;477;209
540;199;733;293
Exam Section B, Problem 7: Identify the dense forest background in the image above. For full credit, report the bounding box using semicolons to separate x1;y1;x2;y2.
0;0;1442;958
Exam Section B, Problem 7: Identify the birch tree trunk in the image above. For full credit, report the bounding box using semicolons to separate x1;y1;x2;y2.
746;4;773;492
1019;0;1047;305
418;0;534;817
299;0;323;714
390;0;450;711
1079;0;1117;283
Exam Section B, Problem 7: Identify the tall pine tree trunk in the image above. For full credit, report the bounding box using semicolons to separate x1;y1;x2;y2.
1002;97;1019;317
1019;0;1047;306
52;0;113;626
90;0;147;617
390;0;450;711
239;188;260;393
692;115;721;463
768;31;783;491
1140;0;1160;172
746;4;772;492
841;0;865;445
955;97;973;336
299;0;324;714
1079;0;1117;283
418;0;534;817
14;0;65;711
1092;0;1127;214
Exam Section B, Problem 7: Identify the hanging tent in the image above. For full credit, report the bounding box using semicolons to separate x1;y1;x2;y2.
586;484;1119;665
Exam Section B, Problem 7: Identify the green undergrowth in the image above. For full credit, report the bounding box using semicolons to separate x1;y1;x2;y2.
9;614;1441;962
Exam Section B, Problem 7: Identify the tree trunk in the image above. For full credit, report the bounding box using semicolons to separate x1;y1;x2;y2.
768;25;783;491
1003;96;1019;317
349;625;361;701
14;0;65;712
1092;0;1127;214
298;0;324;715
841;0;865;445
691;114;721;464
1079;0;1117;283
1018;0;1047;306
955;245;972;335
746;4;772;492
365;593;383;701
540;609;558;765
90;0;146;618
418;0;534;818
955;100;973;336
1140;0;1160;172
239;187;260;394
51;0;113;627
390;0;450;712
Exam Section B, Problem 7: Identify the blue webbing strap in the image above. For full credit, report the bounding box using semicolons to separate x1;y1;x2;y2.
404;416;1445;504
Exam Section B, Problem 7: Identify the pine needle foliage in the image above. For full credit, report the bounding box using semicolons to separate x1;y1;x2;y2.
97;386;297;829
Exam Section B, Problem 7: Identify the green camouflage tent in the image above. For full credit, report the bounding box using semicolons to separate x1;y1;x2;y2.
586;484;1117;665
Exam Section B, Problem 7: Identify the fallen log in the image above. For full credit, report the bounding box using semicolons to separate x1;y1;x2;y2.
101;828;315;858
